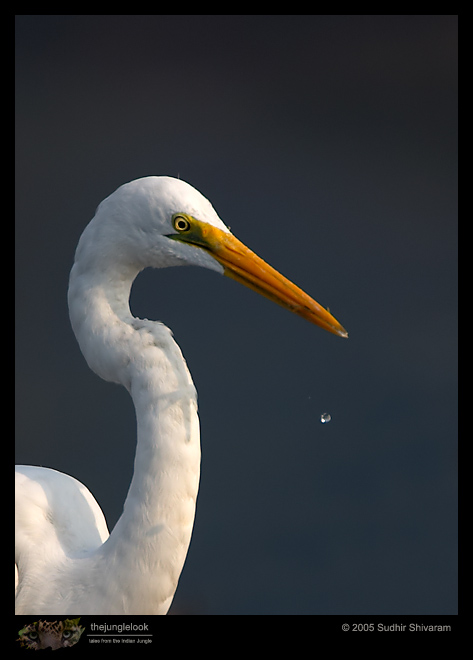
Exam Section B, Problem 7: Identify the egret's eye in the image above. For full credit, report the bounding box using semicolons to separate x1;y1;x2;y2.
173;215;191;232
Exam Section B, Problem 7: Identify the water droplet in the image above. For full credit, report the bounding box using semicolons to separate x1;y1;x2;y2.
320;412;331;424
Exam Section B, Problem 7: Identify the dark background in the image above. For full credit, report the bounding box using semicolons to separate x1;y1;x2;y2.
15;15;457;615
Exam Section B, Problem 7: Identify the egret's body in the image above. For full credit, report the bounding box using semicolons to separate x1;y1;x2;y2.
15;177;347;615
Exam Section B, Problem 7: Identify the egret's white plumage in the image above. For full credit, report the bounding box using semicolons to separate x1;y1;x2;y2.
15;176;347;615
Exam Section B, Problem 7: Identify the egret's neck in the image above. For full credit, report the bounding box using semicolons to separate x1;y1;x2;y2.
68;252;201;614
68;252;138;386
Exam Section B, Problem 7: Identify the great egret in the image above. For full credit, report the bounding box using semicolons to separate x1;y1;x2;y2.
15;176;347;615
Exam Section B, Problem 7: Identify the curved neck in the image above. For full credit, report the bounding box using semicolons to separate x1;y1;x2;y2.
68;258;201;615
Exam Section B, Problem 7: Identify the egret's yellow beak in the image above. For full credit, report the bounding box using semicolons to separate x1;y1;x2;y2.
168;215;348;338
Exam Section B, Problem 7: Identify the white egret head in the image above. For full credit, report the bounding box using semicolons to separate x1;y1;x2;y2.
76;176;347;337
